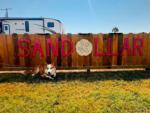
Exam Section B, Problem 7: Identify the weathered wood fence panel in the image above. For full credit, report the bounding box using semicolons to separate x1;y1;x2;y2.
0;33;149;70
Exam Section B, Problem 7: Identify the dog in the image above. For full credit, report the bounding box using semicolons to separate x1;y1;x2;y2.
24;64;56;80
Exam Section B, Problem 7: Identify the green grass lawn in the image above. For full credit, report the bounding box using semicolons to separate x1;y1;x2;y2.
0;71;150;113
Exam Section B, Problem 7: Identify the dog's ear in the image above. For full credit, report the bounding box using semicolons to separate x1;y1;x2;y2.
52;63;56;67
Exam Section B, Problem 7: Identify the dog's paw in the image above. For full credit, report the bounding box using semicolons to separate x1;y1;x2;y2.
31;74;35;76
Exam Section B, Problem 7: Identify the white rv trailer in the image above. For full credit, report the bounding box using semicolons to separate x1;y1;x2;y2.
0;17;64;34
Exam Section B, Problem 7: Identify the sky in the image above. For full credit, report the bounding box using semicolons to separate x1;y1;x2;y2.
0;0;150;33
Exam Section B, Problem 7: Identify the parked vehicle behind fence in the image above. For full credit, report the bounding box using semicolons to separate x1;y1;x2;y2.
0;17;64;34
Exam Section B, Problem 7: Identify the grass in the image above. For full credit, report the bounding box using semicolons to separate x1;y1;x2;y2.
0;71;150;113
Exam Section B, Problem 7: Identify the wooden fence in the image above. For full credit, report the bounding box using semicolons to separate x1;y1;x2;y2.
0;33;150;70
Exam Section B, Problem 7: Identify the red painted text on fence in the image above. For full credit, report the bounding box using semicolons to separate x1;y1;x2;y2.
18;36;144;58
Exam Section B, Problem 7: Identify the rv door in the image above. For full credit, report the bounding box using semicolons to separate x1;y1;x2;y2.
3;24;10;34
0;22;2;33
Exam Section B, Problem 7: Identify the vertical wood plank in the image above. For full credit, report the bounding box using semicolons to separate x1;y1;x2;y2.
57;34;62;68
117;33;123;65
5;35;14;66
12;34;20;66
71;35;78;68
0;34;9;67
18;34;25;67
61;34;69;68
112;33;118;66
147;33;150;65
76;35;84;68
51;34;58;66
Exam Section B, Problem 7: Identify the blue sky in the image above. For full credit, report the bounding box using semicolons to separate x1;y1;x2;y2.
0;0;150;33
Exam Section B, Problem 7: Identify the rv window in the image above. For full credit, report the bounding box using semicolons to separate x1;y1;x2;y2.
47;22;54;28
5;26;8;30
25;21;29;32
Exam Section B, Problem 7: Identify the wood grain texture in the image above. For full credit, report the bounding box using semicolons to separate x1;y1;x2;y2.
0;34;149;69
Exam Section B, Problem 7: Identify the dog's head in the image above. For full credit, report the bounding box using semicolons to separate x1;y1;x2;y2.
45;64;56;76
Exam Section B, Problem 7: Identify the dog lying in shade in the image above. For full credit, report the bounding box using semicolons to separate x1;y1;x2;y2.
24;64;56;80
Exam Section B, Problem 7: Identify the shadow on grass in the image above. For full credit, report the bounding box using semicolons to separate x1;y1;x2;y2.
0;70;150;83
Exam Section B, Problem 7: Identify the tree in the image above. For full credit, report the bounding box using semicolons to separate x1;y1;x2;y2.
112;27;119;33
